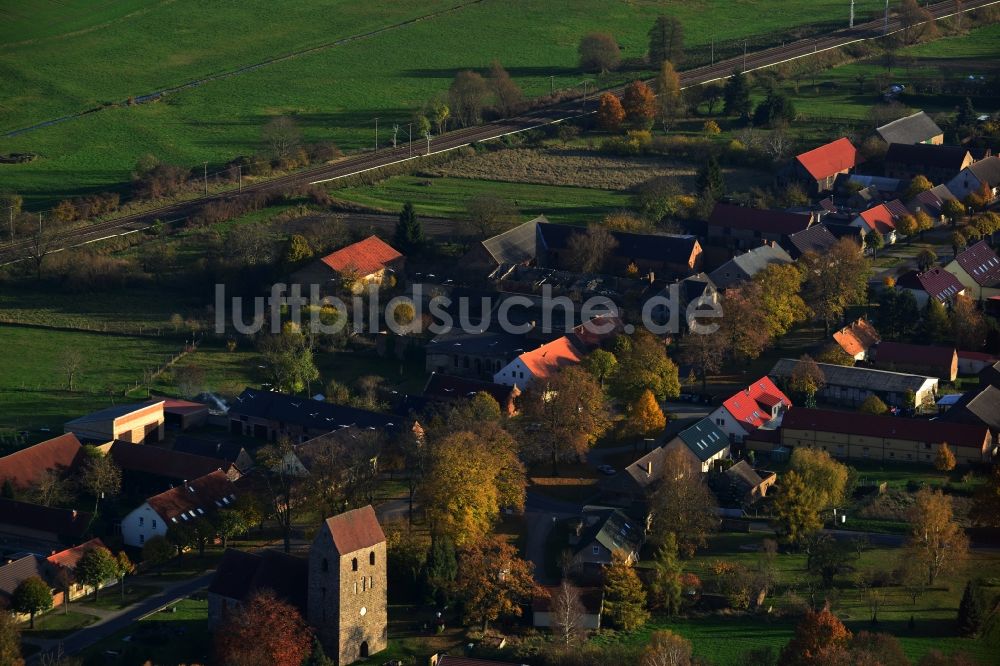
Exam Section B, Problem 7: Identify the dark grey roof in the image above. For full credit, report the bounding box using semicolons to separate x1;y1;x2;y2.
709;244;793;289
65;401;160;426
481;216;545;265
677;418;729;462
944;385;1000;431
229;388;400;433
172;436;249;468
426;328;528;357
884;143;971;171
537;222;699;265
208;548;308;614
786;225;838;258
967;156;1000;187
770;358;936;394
0;499;91;540
876;111;943;145
574;507;643;558
0;555;44;601
680;273;715;302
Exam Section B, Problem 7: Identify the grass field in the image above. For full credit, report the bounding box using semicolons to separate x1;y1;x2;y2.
22;609;98;639
0;0;889;205
333;175;634;225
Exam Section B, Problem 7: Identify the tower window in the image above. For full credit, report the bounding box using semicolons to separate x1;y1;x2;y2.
369;551;375;566
352;557;358;571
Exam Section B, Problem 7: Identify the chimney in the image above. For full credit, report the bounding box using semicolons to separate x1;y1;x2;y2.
647;271;655;284
645;461;653;476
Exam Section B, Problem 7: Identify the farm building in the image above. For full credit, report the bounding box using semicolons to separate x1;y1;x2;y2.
780;407;994;466
832;318;880;361
790;138;859;194
291;235;404;289
769;358;938;409
708;243;793;290
882;143;973;182
65;401;165;445
706;202;813;250
875;111;944;146
871;342;958;381
121;470;237;548
0;433;85;491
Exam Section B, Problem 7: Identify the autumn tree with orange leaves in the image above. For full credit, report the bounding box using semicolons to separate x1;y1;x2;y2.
214;590;312;666
597;93;626;132
905;487;968;585
455;535;543;630
779;604;852;665
622;81;656;130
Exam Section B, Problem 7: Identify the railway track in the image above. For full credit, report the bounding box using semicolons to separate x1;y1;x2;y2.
2;0;996;265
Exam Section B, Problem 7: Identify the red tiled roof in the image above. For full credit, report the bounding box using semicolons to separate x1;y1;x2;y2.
110;441;225;482
146;470;236;522
958;351;997;362
722;377;792;430
858;204;897;234
876;342;955;369
708;203;812;235
322;505;385;555
912;268;965;302
518;337;584;380
955;240;1000;287
319;235;402;276
0;433;84;489
782;407;989;450
47;538;107;570
162;398;210;417
796;138;858;180
833;319;880;357
0;498;91;539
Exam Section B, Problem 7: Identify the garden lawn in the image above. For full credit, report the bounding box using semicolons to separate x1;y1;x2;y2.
1;0;888;204
78;584;161;612
22;610;98;639
332;176;633;225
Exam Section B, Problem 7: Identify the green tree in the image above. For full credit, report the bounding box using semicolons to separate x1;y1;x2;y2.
0;611;23;666
866;229;884;258
905;175;934;199
648;533;683;615
305;637;335;666
114;551;135;603
216;508;248;549
942;199;965;225
801;239;872;335
76;546;118;601
611;330;681;402
582;349;617;387
772;470;823;547
258;324;319;395
648;15;684;65
923;297;951;342
283;234;313;265
142;535;174;567
956;96;976;127
603;553;649;631
971;466;1000;528
11;576;52;628
424;535;458;605
806;533;857;588
578;32;621;73
957;579;986;637
394;201;423;251
858;395;888;415
917;248;938;271
695;155;725;199
723;68;752;120
753;89;796;127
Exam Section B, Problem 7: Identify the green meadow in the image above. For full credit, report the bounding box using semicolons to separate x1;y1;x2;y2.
0;0;887;205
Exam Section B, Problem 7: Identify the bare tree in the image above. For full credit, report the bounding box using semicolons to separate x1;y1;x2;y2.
448;70;490;127
565;225;618;273
60;349;84;391
18;215;60;280
550;580;587;646
463;194;519;239
261;116;302;161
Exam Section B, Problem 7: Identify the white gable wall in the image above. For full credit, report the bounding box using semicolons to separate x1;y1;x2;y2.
494;357;534;387
121;502;169;548
708;406;750;443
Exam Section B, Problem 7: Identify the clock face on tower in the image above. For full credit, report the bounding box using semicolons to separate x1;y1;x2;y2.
360;606;367;616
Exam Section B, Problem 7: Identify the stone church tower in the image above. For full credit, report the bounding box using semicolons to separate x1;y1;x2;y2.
307;505;387;665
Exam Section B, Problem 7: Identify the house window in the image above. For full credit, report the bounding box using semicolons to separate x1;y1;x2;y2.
352;557;358;571
369;551;375;566
152;520;157;530
139;517;144;527
139;534;145;544
592;546;599;555
321;558;328;573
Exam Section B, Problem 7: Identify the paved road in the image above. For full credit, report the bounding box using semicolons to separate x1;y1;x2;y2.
4;0;995;265
30;572;214;663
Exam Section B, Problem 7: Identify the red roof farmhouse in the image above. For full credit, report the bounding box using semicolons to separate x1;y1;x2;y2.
791;137;859;193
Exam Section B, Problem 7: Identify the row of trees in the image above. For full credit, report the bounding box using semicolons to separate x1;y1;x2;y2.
879;287;988;351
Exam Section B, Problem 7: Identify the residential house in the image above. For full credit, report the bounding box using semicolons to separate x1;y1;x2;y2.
708;243;793;290
0;433;85;491
208;548;308;627
791;138;859;194
876;111;944;146
663;418;731;473
650;272;719;329
0;555;49;622
422;373;520;416
493;336;583;388
897;268;966;307
832;318;880;362
709;377;791;443
568;506;644;570
882;143;973;182
171;436;255;474
872;342;958;382
851;200;911;243
957;351;999;376
706;202;813;250
537;222;703;278
911;184;958;219
947;156;1000;202
785;224;839;259
45;538;113;604
425;328;527;380
709;460;777;509
533;587;603;630
942;385;1000;440
65;401;165;445
162;398;210;430
601;445;674;506
780;407;994;465
944;240;1000;301
121;470;237;548
0;499;91;547
769;358;938;409
291;235;404;289
228;388;401;443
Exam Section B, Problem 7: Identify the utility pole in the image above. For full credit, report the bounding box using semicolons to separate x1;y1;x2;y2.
884;0;890;35
850;0;855;28
203;162;208;196
408;123;412;157
711;39;714;65
237;164;243;193
38;211;42;234
8;206;13;243
743;40;748;71
374;117;379;152
425;132;431;155
549;75;554;95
